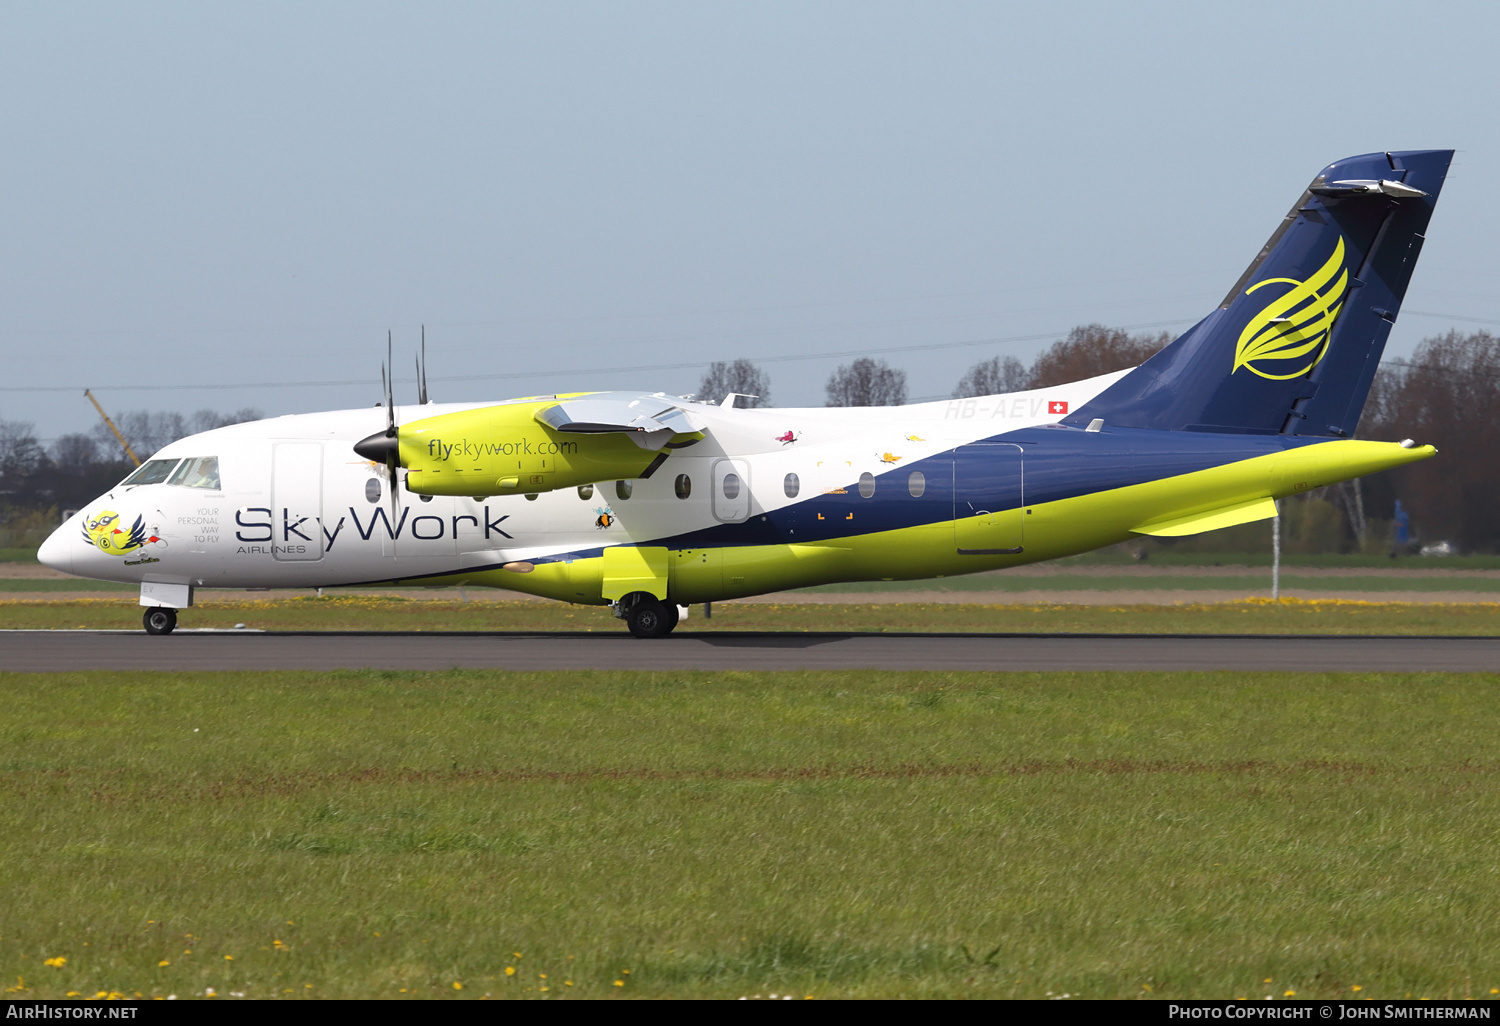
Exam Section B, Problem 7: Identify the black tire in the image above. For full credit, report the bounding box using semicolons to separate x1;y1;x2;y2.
143;607;178;635
626;598;676;639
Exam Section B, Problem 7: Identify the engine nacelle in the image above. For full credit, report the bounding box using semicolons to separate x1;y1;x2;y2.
389;395;703;497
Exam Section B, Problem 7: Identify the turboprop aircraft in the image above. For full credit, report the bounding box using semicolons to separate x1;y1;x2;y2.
38;149;1452;637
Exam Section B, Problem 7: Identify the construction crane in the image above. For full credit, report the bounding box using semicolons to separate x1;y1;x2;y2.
84;389;140;467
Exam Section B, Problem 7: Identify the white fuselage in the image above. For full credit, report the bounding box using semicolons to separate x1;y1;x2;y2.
39;376;1121;596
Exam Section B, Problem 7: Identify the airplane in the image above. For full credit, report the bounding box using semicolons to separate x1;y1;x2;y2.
38;149;1452;638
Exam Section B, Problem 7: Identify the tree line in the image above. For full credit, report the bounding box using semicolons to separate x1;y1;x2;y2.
696;325;1172;409
0;408;261;544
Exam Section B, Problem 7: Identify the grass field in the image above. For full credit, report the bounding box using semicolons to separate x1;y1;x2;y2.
4;595;1500;635
3;668;1500;1000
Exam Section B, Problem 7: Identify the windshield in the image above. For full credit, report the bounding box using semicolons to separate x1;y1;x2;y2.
167;456;221;490
121;459;180;486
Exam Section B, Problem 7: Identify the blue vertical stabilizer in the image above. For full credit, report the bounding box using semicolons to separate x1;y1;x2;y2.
1066;149;1452;437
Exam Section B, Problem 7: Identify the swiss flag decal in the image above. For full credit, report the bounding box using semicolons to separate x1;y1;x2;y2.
1048;400;1068;415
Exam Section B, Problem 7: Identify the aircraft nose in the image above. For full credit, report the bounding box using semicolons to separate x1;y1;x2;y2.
37;518;75;575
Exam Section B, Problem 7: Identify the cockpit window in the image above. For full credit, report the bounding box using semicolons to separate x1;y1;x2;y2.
121;459;181;486
167;456;221;490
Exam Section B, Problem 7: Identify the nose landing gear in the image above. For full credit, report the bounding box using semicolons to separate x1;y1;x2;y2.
143;607;178;635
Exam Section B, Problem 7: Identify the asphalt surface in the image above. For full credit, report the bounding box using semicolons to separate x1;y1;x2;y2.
4;630;1499;672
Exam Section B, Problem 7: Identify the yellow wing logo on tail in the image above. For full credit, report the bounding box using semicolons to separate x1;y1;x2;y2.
1233;236;1348;380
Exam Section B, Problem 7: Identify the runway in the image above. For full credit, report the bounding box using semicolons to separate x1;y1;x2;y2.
4;630;1499;672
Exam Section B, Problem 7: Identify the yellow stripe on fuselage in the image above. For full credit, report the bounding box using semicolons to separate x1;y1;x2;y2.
420;438;1435;604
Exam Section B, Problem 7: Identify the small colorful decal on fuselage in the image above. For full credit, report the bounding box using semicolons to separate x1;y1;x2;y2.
81;509;164;562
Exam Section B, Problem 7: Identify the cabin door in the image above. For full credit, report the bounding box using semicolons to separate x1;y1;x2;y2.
271;443;324;561
953;443;1023;555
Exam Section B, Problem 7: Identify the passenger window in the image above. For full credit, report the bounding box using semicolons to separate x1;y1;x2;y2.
578;483;594;500
675;474;691;499
365;478;382;504
616;480;633;500
122;459;180;486
722;473;741;500
784;473;799;498
858;471;876;498
908;470;925;498
167;456;221;490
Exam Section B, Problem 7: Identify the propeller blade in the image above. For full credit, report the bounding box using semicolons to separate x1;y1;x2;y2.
418;324;430;405
385;330;395;435
356;329;403;521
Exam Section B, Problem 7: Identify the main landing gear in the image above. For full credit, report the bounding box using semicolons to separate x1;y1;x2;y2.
615;593;680;639
143;607;178;635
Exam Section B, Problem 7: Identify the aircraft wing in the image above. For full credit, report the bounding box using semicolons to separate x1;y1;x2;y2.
534;397;702;450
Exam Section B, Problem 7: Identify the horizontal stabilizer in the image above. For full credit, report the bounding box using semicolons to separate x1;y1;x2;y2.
1131;495;1279;537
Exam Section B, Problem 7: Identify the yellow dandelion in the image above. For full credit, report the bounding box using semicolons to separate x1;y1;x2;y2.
453;981;463;990
43;957;66;968
614;980;624;987
183;950;192;955
514;951;522;958
505;966;516;976
1353;986;1363;992
158;960;170;968
224;955;234;961
539;974;547;979
1284;990;1296;997
622;969;630;975
540;987;549;993
1492;989;1499;995
565;981;573;987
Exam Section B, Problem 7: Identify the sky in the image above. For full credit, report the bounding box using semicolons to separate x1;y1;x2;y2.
2;1;1497;445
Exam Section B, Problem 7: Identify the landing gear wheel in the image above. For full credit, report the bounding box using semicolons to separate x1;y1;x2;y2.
143;607;178;636
626;598;676;639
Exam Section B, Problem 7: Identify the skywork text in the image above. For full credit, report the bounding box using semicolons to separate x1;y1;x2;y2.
234;506;511;551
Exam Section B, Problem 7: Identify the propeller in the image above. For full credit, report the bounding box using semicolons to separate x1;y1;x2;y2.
354;330;403;519
415;324;430;405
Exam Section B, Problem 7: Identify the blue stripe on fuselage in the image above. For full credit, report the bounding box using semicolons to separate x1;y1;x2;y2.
649;425;1322;550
